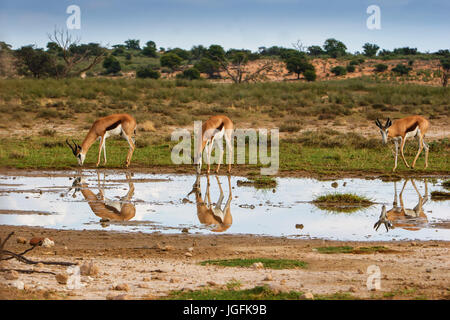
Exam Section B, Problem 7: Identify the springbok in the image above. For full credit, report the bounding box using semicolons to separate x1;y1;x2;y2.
69;171;136;223
66;113;137;167
374;179;428;232
194;115;233;174
375;115;430;172
188;174;232;232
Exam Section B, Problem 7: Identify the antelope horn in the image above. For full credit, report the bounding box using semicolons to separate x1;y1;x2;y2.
66;139;76;155
375;119;382;129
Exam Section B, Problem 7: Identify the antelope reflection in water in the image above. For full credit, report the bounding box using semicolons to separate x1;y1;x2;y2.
188;175;232;232
374;179;428;232
69;172;136;225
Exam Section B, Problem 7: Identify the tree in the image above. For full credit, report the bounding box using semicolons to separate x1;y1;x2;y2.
14;45;57;78
194;57;220;78
323;38;347;58
206;44;226;61
0;42;16;77
440;57;450;87
124;39;140;50
362;43;379;57
285;53;315;79
392;47;418;55
103;55;121;74
166;48;190;60
304;69;316;81
160;52;183;70
307;45;325;57
136;66;160;79
142;41;157;57
190;45;207;60
48;28;106;77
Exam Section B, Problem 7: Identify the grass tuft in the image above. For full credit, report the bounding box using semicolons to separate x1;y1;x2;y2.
200;258;307;269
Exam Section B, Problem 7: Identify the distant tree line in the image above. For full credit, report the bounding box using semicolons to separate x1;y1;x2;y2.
1;32;449;86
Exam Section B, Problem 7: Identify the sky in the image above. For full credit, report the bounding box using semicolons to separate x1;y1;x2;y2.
0;0;449;52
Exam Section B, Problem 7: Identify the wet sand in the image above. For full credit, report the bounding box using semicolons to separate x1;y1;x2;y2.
1;225;449;300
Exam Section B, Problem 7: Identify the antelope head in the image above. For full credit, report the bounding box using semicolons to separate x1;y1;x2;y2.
375;118;392;145
66;139;85;166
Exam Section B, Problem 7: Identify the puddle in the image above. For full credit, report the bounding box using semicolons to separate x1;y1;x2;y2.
0;170;448;241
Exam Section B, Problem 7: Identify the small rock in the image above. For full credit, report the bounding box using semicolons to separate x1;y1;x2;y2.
301;292;314;300
113;283;130;291
16;237;27;244
263;274;273;281
295;224;304;229
142;277;151;282
207;281;217;286
182;228;189;233
410;241;417;247
41;238;54;248
55;273;68;285
162;245;174;251
251;262;264;269
331;182;338;188
170;278;178;283
426;268;432;273
80;261;100;276
349;286;357;293
138;283;150;289
29;237;44;246
267;284;286;294
10;280;25;290
187;247;194;252
185;252;192;257
4;270;19;280
357;269;364;274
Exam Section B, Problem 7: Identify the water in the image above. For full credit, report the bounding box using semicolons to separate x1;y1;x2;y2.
0;170;448;241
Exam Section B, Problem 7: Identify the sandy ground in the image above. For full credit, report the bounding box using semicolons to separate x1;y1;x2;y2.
1;225;449;300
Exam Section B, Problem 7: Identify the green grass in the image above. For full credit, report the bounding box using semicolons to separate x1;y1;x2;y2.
0;136;448;175
237;176;277;189
431;190;450;200
164;285;357;300
315;246;393;254
312;193;374;213
199;258;307;269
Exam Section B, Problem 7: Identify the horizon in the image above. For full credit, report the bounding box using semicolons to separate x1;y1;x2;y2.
1;0;449;52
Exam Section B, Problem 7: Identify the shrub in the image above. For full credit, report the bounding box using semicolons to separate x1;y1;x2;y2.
160;53;183;70
331;66;347;76
177;67;201;80
304;69;316;81
346;65;355;73
136;67;160;79
392;64;412;75
103;56;121;74
374;64;388;72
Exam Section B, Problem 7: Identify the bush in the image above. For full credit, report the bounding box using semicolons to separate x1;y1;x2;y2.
136;67;160;79
177;68;201;80
103;56;121;74
374;64;388;72
286;54;315;79
331;66;347;76
160;53;183;70
303;69;316;81
346;65;355;73
194;57;220;78
392;64;412;75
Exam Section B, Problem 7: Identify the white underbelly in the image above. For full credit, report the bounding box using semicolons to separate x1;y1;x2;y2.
405;127;419;139
104;124;122;138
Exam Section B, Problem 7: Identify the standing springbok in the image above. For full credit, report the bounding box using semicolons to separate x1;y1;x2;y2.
194;115;233;174
375;115;430;172
66;113;137;167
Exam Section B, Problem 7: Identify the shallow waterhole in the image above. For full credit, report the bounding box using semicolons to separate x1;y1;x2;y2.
0;170;448;241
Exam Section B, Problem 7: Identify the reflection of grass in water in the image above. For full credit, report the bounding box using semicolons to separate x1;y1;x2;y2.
164;285;357;300
200;258;307;269
316;246;393;254
431;190;450;200
237;176;277;189
442;180;450;190
313;193;373;213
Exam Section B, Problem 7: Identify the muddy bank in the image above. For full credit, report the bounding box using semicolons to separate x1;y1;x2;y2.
1;225;449;300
